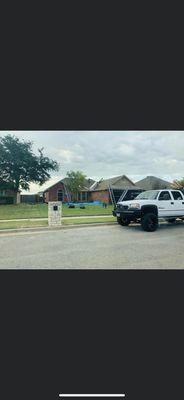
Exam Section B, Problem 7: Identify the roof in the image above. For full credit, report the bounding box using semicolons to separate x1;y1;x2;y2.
41;177;96;193
171;180;184;189
135;176;172;190
90;175;137;191
62;177;96;190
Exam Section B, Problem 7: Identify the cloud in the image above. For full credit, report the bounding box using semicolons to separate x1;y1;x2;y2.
117;143;135;156
1;131;184;193
57;148;84;164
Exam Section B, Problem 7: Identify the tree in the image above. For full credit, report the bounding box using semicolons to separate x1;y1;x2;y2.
66;170;86;201
178;178;184;188
171;178;184;189
0;134;59;191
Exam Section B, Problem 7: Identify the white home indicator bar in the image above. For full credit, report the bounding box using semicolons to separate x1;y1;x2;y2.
59;395;125;398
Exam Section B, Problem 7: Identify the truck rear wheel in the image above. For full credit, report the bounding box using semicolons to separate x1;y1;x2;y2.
141;213;158;232
117;217;130;226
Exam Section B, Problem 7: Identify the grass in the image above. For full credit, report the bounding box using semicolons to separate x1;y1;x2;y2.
0;203;48;219
62;216;115;225
0;220;48;230
0;203;113;220
0;216;115;230
63;204;113;216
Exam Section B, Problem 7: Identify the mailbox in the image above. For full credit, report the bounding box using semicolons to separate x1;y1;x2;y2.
48;201;62;226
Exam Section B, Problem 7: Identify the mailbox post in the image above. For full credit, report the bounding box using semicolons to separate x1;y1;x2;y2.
48;201;62;226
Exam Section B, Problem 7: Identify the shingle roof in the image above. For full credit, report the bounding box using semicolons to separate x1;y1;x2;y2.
62;177;96;190
41;177;96;193
135;176;172;190
91;175;136;191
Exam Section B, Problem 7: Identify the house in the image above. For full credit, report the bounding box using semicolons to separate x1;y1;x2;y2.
40;177;96;203
20;194;43;204
0;180;21;204
88;175;139;204
39;174;173;206
39;174;142;205
135;176;172;190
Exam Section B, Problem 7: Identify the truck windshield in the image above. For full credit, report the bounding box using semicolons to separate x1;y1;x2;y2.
135;190;159;200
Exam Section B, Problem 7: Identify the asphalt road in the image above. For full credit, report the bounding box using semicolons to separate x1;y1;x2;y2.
0;222;184;269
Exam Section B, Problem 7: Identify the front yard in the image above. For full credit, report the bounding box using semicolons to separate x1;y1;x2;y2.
0;216;115;230
0;203;113;220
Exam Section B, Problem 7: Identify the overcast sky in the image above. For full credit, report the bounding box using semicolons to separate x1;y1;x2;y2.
0;131;184;193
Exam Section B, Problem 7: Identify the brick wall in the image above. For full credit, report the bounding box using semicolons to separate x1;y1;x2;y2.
44;185;111;204
44;182;68;202
89;190;110;204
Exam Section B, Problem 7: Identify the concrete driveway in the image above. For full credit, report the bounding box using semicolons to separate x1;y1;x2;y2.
0;222;184;269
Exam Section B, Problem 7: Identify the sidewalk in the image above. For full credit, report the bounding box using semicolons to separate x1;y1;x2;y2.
0;215;113;222
0;221;116;235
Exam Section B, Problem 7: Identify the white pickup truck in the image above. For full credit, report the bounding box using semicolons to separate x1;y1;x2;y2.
112;189;184;232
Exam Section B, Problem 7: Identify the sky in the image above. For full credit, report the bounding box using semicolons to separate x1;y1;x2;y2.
0;131;184;193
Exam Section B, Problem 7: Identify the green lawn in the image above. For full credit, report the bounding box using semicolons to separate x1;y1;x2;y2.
0;220;48;230
0;203;113;220
0;216;115;230
0;203;48;220
62;216;115;225
63;204;113;216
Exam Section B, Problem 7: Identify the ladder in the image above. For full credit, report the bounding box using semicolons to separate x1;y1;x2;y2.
108;185;117;206
63;183;71;203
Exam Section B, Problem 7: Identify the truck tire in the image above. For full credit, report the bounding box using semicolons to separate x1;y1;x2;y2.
141;213;158;232
117;217;130;226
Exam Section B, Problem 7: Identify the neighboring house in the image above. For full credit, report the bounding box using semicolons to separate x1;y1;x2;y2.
135;176;172;190
88;175;139;204
40;177;96;203
20;194;43;204
0;180;21;204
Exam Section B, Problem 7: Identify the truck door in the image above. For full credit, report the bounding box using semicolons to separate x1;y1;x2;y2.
157;190;174;217
171;190;184;216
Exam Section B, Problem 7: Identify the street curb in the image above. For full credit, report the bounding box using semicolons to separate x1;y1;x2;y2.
0;222;116;235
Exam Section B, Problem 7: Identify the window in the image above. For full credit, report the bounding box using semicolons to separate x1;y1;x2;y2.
158;191;171;201
76;193;80;201
0;190;6;196
135;190;159;200
57;190;63;201
171;191;183;200
82;192;86;201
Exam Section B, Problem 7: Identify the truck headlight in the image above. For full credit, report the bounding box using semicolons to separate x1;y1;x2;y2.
128;203;141;209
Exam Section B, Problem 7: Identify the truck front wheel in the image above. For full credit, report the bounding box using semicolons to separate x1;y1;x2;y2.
141;213;158;232
117;217;130;226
